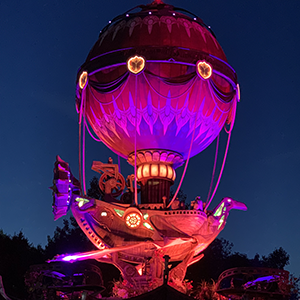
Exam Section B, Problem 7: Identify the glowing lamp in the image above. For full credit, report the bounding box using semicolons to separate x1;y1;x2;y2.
159;165;167;177
151;164;159;177
137;265;143;276
197;61;212;79
124;207;143;228
114;208;125;217
142;164;150;178
127;55;145;74
137;163;176;182
75;197;90;208
79;71;88;89
218;215;225;229
143;222;154;230
237;84;241;101
125;212;142;228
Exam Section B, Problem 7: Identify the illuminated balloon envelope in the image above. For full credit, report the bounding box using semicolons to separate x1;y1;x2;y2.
76;1;239;203
50;3;247;290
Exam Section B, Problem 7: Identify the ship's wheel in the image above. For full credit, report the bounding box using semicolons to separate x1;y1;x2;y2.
99;173;125;197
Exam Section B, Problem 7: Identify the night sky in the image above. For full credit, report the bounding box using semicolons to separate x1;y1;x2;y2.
1;0;300;276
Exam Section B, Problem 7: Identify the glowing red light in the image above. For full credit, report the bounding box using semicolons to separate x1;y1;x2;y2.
79;71;88;89
125;212;141;228
197;61;212;79
127;56;145;74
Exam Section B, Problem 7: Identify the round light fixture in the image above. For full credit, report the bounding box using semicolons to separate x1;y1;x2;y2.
196;61;212;79
127;56;145;74
79;71;88;89
125;212;142;228
124;208;143;229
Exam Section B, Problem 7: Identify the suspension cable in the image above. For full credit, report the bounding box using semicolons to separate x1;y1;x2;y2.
78;114;82;196
166;83;202;209
134;75;138;206
206;134;220;203
204;96;237;210
82;101;87;195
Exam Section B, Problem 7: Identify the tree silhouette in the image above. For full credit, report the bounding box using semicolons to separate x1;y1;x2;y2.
0;230;45;299
187;239;290;284
87;176;103;200
44;216;95;259
261;247;290;269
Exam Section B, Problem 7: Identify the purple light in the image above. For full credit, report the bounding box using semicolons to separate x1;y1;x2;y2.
51;271;66;278
62;255;81;261
51;250;104;262
244;275;279;288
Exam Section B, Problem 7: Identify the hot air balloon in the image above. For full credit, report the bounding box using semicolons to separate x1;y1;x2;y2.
51;0;246;291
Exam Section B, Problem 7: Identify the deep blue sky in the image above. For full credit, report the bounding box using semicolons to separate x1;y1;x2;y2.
1;0;299;276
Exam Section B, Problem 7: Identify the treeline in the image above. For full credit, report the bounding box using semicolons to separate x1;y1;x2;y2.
0;219;120;299
0;221;294;299
187;237;290;282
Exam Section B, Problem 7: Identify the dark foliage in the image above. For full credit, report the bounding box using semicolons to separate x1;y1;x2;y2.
187;238;234;282
187;238;290;284
44;216;95;259
262;247;290;269
87;176;103;200
43;216;120;294
170;189;188;208
0;230;45;299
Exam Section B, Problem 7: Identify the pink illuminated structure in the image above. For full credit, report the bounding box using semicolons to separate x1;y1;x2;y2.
51;0;246;292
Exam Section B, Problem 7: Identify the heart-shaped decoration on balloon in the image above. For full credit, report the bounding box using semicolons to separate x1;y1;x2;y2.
127;55;146;74
197;61;212;79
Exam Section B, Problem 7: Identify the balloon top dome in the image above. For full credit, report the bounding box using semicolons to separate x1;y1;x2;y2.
83;1;227;66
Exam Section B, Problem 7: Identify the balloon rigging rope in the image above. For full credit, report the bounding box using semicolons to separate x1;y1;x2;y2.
78;87;88;196
134;75;138;206
84;115;102;142
78;114;82;195
142;72;196;100
204;96;237;210
88;76;130;105
224;94;237;134
118;155;121;176
82;95;87;195
207;79;232;113
78;87;85;124
206;134;220;203
204;130;231;210
78;87;86;196
166;81;202;209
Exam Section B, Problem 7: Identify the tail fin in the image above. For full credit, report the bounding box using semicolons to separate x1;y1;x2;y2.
51;156;81;220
